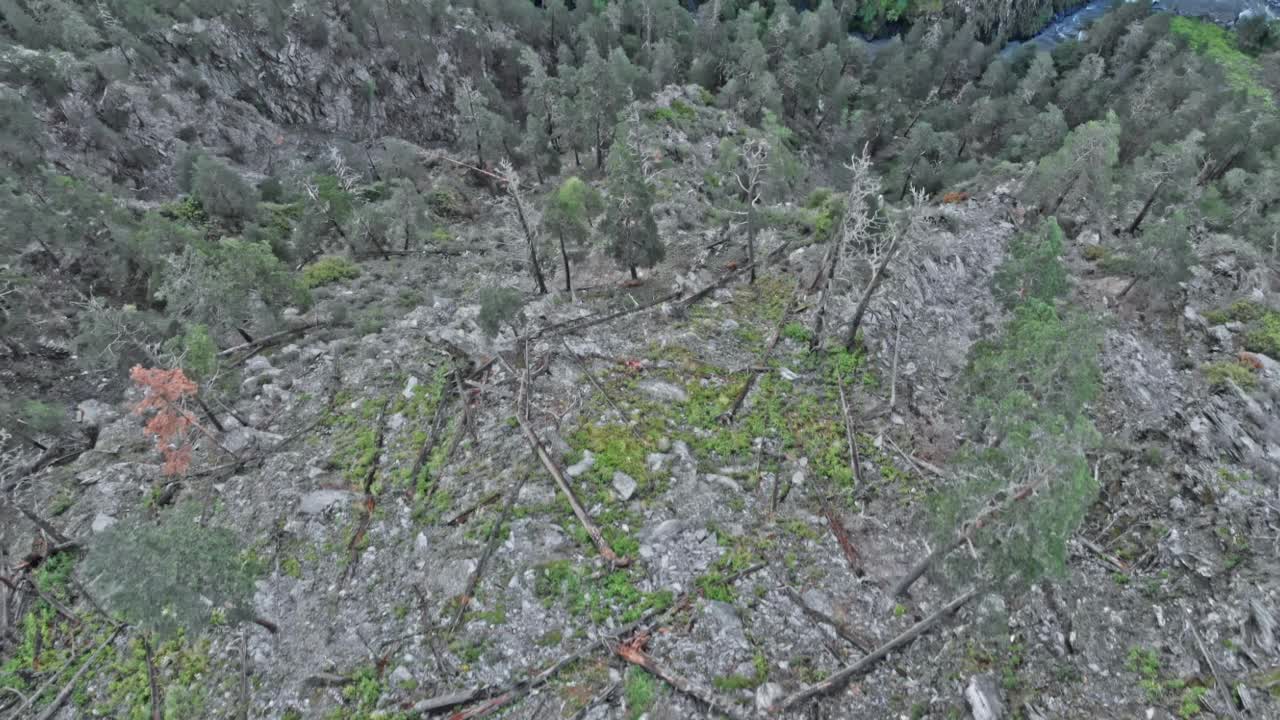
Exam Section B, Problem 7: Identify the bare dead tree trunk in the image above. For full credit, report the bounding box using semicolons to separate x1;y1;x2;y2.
843;231;901;351
1126;176;1166;235
502;164;549;295
144;634;162;720
558;231;573;293
772;587;980;713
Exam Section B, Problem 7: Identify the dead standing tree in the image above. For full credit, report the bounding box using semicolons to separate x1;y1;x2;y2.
809;148;880;350
839;188;929;351
725;136;770;284
446;156;549;295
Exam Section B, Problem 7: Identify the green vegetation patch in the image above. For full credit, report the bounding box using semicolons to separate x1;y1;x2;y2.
1203;300;1280;358
1202;360;1258;390
533;560;673;624
301;256;361;289
649;99;697;124
1171;17;1273;105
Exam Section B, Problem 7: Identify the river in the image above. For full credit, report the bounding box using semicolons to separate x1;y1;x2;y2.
1002;0;1278;54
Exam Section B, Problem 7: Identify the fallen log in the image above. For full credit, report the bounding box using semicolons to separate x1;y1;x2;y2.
514;412;628;567
783;587;875;654
771;587;980;713
218;322;327;361
615;638;748;720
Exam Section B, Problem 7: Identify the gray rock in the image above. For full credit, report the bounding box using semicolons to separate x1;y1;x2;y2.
76;399;119;428
299;490;357;515
433;559;477;598
402;375;420;399
612;471;638;501
647;453;671;472
91;513;118;533
543;428;573;461
388;665;413;687
966;674;1006;720
638;379;688;403
703;600;748;650
566;450;595;478
223;427;285;455
641;518;687;543
245;355;273;373
1209;325;1234;348
703;473;743;493
755;683;785;714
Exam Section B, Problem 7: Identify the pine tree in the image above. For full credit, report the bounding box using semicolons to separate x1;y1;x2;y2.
992;217;1069;309
84;504;262;719
603;140;663;279
453;77;504;170
192;155;257;227
542;176;603;293
1022;111;1121;228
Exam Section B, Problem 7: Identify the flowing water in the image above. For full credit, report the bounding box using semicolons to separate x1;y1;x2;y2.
1003;0;1277;54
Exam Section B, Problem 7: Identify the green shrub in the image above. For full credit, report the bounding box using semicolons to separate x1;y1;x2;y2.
179;324;218;381
84;504;261;639
1203;360;1259;390
625;667;658;720
1082;244;1107;262
477;287;526;337
649;99;696;124
781;322;813;344
258;176;285;202
192;155;257;225
1244;312;1280;358
17;399;68;435
426;186;471;219
302;257;361;289
992;218;1068;308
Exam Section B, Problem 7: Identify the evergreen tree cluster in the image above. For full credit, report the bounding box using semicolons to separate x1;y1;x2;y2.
935;218;1102;590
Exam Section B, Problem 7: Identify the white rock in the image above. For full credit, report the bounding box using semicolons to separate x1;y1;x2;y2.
755;682;785;714
566;450;595;478
91;513;117;533
637;379;688;403
965;674;1005;720
612;471;637;501
299;490;356;515
388;665;412;687
403;375;420;399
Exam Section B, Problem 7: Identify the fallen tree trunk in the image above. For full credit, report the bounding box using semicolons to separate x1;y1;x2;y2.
771;587;980;713
514;413;628;566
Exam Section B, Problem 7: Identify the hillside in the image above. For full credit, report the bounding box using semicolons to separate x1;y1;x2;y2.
4;2;1280;720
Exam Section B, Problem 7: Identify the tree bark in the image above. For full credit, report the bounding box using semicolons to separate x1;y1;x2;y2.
144;635;162;720
771;587;980;713
1126;177;1165;235
508;180;548;295
629;265;638;280
1048;170;1081;215
558;231;572;293
843;231;901;351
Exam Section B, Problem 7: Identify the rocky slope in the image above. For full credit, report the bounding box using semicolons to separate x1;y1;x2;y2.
4;83;1280;720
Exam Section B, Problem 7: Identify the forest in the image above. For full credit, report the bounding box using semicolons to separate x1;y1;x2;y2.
2;0;1280;718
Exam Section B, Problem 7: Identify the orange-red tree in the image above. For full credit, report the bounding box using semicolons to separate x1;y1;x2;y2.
130;365;200;476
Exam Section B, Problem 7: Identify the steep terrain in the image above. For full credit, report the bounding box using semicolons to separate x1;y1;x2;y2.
4;2;1280;720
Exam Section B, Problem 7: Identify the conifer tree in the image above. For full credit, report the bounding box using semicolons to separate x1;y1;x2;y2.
84;505;261;719
542;176;603;293
1022;111;1121;227
603;140;663;280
